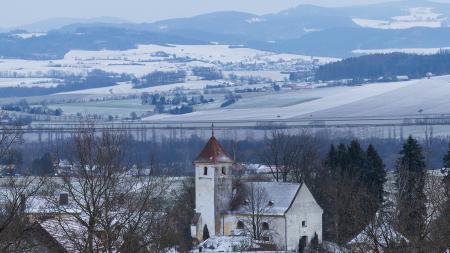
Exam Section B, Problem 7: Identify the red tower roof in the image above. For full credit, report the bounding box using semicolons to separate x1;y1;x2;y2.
194;136;234;164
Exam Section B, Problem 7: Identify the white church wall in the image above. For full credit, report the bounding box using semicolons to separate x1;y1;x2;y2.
285;184;323;251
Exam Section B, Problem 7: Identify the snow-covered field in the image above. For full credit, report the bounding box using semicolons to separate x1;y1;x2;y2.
66;44;336;65
0;44;335;89
48;99;152;118
223;71;289;81
58;80;218;95
311;75;450;117
353;7;448;29
144;77;423;122
0;78;59;88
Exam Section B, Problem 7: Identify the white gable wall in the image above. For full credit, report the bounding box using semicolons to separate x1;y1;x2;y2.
285;184;323;251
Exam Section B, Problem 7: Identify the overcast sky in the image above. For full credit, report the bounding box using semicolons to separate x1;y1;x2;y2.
1;0;450;28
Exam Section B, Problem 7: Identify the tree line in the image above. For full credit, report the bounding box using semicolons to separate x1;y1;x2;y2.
0;69;131;98
259;130;449;252
315;51;450;82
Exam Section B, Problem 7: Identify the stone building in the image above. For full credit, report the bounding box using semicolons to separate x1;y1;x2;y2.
191;134;323;251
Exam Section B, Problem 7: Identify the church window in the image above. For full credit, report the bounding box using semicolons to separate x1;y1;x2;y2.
262;222;269;230
203;167;208;175
302;220;307;227
59;193;69;206
237;221;244;229
221;167;226;175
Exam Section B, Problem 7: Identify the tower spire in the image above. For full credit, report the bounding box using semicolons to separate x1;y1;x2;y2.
211;123;215;137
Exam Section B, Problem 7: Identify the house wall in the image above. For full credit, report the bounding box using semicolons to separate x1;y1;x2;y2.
214;166;232;235
285;184;323;251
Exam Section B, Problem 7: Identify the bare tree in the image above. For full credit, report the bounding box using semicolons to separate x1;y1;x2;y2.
422;172;449;252
239;182;274;246
289;130;321;184
45;126;173;253
260;130;295;182
0;120;45;252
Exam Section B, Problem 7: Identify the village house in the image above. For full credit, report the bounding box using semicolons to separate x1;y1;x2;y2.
191;133;323;252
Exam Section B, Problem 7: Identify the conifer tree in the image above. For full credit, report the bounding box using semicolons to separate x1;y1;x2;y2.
202;225;210;241
321;141;386;243
396;136;427;245
366;144;387;204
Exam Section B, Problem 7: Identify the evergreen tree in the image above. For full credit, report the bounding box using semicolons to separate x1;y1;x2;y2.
310;232;320;250
202;225;210;241
31;153;54;176
321;141;384;243
366;144;387;204
347;140;366;179
396;136;427;245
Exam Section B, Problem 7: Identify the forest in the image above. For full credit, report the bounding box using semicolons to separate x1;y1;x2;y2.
315;51;450;82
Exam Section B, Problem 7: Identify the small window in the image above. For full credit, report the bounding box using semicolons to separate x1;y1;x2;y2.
237;221;244;229
221;167;226;175
262;222;269;230
59;193;69;206
302;220;307;228
203;167;208;176
268;200;274;207
262;236;270;242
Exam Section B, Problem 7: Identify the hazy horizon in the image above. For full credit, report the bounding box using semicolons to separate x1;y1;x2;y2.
2;0;450;28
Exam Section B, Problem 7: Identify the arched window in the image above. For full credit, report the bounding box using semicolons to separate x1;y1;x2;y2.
237;221;244;229
221;167;226;175
203;167;208;176
262;222;269;230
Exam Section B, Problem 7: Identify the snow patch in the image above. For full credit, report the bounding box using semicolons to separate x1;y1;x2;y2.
245;17;266;24
353;7;447;29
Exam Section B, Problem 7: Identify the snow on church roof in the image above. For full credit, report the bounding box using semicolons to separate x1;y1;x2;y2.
233;182;301;216
194;135;234;164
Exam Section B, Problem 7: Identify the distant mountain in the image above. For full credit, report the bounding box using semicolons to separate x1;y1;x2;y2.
1;0;450;59
10;17;130;32
136;0;450;39
0;27;204;60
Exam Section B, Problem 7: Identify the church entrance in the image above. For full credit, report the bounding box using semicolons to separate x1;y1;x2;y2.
298;236;308;253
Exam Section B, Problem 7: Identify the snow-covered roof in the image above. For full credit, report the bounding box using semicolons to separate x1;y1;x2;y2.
25;196;80;214
349;222;409;247
40;217;101;253
232;182;301;216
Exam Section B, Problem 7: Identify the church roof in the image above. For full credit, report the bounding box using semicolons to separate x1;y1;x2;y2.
232;182;301;216
194;136;234;164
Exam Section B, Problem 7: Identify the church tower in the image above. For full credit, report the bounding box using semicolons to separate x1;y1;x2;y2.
192;130;234;240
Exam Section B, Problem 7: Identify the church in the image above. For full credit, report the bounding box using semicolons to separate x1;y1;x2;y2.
191;133;323;251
